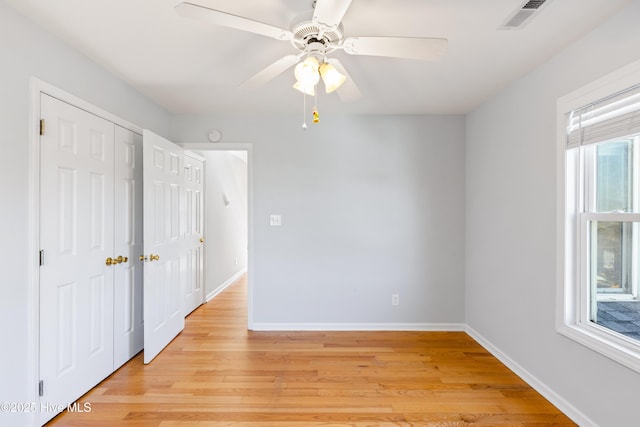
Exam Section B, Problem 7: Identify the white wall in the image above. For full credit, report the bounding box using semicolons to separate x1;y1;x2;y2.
201;151;248;297
0;2;171;425
465;1;640;425
172;113;466;328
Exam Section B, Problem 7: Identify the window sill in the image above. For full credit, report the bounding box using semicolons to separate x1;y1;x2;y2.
557;323;640;373
596;294;637;301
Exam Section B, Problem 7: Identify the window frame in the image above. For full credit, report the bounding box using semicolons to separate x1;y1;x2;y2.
557;59;640;373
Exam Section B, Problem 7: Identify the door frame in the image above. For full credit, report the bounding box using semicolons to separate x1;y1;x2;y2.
179;143;254;330
27;78;143;426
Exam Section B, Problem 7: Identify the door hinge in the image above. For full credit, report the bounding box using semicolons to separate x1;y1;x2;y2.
39;250;44;266
38;380;44;397
39;119;45;136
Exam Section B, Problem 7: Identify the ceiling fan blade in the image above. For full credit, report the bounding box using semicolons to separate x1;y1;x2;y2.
343;37;448;61
326;58;361;102
175;2;292;41
312;0;353;28
241;54;302;89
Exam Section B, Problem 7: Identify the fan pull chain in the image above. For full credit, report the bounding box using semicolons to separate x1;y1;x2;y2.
313;87;320;124
302;92;308;130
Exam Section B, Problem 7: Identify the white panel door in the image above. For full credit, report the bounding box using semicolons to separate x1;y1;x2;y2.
39;94;115;424
142;130;186;363
113;125;144;369
183;154;205;316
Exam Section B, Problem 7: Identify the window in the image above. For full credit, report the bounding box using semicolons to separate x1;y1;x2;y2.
585;138;640;327
559;61;640;372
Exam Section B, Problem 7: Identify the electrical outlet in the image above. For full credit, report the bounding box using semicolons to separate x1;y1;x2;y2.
392;294;400;306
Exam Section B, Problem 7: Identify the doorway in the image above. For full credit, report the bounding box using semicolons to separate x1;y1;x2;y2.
180;144;252;327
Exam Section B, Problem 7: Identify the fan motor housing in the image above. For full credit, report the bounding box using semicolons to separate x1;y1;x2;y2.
290;18;344;56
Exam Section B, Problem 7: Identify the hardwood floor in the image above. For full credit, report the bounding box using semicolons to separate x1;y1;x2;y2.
48;275;576;426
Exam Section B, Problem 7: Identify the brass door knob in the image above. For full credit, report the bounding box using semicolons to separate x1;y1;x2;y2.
139;255;147;262
150;254;160;261
116;255;128;264
105;257;114;266
200;238;205;243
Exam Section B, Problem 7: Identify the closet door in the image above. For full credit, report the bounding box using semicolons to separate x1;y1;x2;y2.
39;94;115;424
113;126;144;369
183;154;205;316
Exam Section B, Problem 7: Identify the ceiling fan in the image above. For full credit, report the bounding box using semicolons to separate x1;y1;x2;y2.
175;0;448;102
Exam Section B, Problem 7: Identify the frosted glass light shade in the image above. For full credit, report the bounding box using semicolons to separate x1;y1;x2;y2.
294;57;320;86
293;81;316;96
319;62;346;93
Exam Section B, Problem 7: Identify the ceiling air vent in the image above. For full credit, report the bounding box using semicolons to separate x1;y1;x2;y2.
499;0;550;30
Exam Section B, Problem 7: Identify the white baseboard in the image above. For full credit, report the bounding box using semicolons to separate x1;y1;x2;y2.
251;322;465;332
465;325;596;427
205;269;246;302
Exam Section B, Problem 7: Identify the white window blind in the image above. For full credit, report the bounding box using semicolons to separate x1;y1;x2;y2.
566;83;640;148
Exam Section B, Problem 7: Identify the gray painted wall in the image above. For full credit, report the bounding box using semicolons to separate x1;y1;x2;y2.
172;114;466;327
3;0;640;424
465;1;640;425
0;2;171;425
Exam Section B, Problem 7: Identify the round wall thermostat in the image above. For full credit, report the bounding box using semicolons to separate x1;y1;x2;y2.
208;129;222;143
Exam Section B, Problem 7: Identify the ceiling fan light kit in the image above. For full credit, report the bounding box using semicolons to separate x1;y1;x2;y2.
292;56;347;96
175;0;448;125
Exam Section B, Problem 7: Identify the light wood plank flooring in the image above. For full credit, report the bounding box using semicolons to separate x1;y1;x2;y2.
48;275;576;426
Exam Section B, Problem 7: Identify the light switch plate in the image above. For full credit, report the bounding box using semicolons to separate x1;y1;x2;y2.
270;214;282;226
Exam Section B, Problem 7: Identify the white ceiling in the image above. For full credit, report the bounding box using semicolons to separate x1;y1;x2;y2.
5;0;633;115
